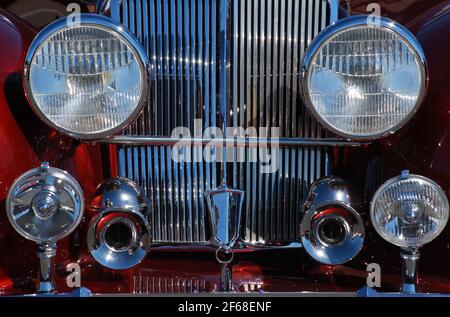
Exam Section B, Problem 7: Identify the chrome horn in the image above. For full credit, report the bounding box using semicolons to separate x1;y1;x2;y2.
300;177;365;265
87;178;151;270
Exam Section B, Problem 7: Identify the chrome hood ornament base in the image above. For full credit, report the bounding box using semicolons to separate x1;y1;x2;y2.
206;184;244;292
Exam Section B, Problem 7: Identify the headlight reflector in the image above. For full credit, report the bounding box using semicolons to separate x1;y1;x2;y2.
302;16;427;139
24;15;149;139
370;172;449;248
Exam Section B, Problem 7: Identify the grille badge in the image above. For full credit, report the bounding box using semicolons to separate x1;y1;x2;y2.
206;183;244;291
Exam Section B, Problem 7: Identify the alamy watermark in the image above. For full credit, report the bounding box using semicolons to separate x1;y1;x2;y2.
170;120;280;174
367;3;381;26
66;263;81;288
66;3;81;28
366;263;381;288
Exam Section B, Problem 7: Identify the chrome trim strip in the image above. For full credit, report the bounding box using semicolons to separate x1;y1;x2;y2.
329;0;339;24
90;291;357;297
98;136;365;147
150;240;303;249
13;290;450;297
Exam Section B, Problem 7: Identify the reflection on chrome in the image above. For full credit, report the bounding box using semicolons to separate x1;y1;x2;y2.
6;162;84;293
110;0;337;246
301;177;365;265
87;178;151;270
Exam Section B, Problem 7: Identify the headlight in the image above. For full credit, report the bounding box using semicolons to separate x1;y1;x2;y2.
24;14;149;139
302;16;427;139
370;172;449;248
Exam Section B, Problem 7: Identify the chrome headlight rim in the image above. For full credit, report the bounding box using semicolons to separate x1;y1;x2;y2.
23;14;150;140
301;15;428;141
370;173;449;248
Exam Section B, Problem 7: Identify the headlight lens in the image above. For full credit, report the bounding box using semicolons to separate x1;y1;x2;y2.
303;16;427;139
24;15;149;139
370;173;449;248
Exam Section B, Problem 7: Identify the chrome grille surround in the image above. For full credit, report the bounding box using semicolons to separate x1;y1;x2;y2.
102;0;344;245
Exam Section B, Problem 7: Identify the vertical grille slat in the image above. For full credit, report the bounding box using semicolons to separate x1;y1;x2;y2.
133;275;211;294
110;0;336;245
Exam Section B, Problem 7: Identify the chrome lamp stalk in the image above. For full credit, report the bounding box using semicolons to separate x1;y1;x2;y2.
400;248;420;293
6;162;84;294
37;242;57;294
206;184;244;292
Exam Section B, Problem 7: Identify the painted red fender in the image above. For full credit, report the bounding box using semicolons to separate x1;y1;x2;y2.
0;10;40;200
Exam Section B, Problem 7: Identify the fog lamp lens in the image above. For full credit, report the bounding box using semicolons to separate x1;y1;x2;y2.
370;172;449;248
6;163;84;243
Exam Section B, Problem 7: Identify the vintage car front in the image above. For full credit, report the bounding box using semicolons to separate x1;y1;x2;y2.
0;0;449;297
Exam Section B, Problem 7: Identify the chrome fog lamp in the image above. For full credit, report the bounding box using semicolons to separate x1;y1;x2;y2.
302;16;427;139
6;162;84;293
87;178;151;270
301;177;364;265
23;14;149;139
371;171;449;292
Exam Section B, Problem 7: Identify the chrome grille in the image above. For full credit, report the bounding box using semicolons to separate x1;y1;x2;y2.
131;275;310;293
108;0;339;244
132;275;211;294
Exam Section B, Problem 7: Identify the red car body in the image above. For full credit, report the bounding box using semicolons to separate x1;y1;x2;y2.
0;0;449;295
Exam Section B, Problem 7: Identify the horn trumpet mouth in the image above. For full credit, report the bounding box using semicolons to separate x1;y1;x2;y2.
102;217;138;253
315;213;349;246
301;177;365;265
301;204;364;265
87;177;151;270
88;210;151;270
